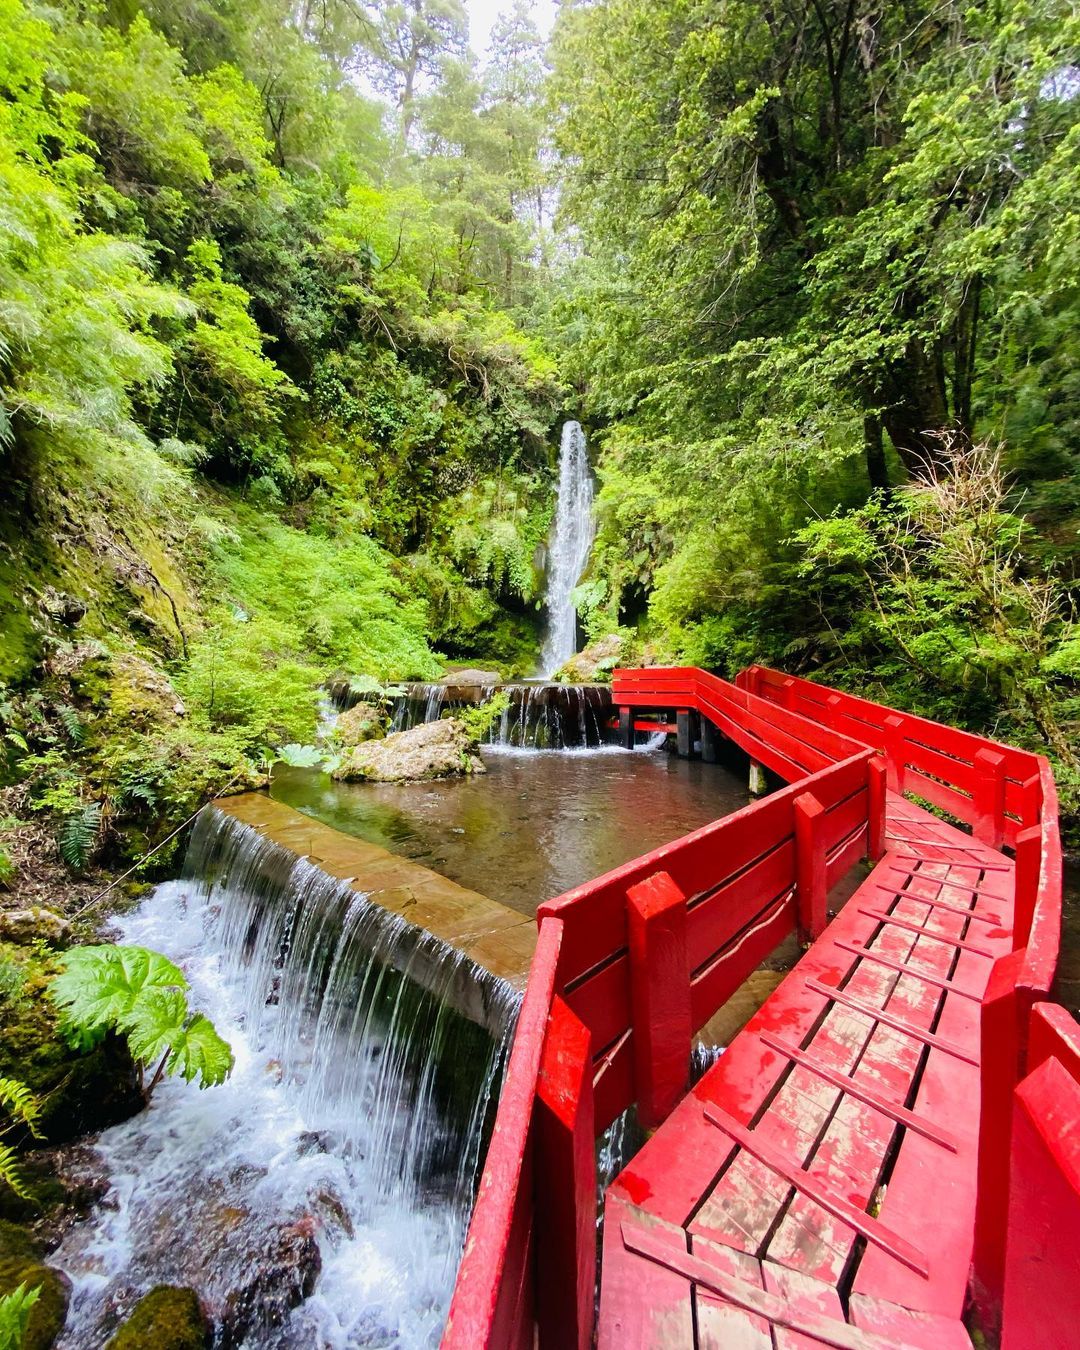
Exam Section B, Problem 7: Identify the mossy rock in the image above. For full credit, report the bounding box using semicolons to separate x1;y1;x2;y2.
0;1221;40;1265
334;701;388;748
0;942;142;1147
0;1255;70;1350
106;1286;209;1350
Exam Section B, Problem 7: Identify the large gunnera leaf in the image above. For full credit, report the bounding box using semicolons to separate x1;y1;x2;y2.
50;945;188;1047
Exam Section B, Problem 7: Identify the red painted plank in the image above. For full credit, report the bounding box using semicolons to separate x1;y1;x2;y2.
686;839;796;972
701;1105;929;1275
690;895;797;1032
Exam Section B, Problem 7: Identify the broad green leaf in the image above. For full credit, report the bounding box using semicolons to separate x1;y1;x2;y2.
119;986;188;1066
50;944;188;1042
168;1013;235;1089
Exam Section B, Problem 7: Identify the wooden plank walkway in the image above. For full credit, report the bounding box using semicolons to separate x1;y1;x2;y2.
598;793;1007;1347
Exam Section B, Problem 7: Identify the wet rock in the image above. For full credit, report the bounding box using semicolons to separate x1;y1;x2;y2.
0;1248;70;1350
331;718;485;783
441;668;500;687
334;701;388;748
0;910;72;950
554;633;623;683
105;1285;209;1350
216;1216;322;1347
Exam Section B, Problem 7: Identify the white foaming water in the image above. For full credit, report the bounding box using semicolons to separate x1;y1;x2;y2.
53;810;516;1348
540;421;595;676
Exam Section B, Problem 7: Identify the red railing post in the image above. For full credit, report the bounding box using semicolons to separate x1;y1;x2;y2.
867;755;887;861
626;871;691;1129
1001;1056;1080;1349
1013;825;1042;949
781;677;797;711
535;996;596;1350
973;747;1007;849
794;792;827;943
882;714;906;792
973;947;1026;1327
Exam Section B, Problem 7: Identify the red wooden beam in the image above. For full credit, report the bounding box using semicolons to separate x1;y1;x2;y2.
834;939;982;1001
702;1103;930;1276
759;1032;959;1151
626;871;691;1129
804;978;979;1066
620;1220;924;1350
1001;1058;1080;1349
795;791;827;943
535;996;596;1350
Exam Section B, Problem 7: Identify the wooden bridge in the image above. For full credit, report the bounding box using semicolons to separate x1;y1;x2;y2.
441;667;1073;1349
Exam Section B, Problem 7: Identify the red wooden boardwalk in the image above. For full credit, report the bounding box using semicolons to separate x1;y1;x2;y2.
600;793;1007;1348
442;666;1073;1350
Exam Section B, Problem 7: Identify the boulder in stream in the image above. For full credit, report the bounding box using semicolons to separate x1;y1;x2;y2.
332;717;485;783
106;1286;209;1350
553;633;623;683
333;701;388;747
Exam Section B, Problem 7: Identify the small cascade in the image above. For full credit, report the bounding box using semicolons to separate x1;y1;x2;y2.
540;421;595;677
53;807;517;1348
379;681;614;750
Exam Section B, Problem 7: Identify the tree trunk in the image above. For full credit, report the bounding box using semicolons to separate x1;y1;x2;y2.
864;413;889;490
878;338;954;476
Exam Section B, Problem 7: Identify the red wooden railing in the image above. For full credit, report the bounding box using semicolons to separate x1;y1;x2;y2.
443;665;1071;1348
444;670;882;1349
743;664;1044;848
745;665;1069;1331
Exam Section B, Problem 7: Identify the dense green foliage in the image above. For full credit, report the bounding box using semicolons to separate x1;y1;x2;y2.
0;0;1078;855
546;0;1080;813
0;0;562;862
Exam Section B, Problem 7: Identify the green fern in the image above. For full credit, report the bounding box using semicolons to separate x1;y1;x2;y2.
0;1282;40;1347
48;944;233;1095
56;705;84;746
58;803;101;873
0;1079;42;1139
0;1144;32;1202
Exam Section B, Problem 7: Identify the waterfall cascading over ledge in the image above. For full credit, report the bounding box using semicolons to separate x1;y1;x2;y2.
540;420;595;677
329;680;615;750
53;805;519;1348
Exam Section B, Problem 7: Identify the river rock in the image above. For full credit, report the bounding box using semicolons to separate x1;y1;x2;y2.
334;701;388;748
216;1216;321;1347
331;718;485;783
106;1286;209;1350
440;668;500;687
0;909;72;949
554;634;623;683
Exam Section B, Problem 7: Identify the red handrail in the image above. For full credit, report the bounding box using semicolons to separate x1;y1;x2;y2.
445;664;1071;1347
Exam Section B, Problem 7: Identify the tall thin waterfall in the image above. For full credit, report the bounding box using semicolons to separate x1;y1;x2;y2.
53;808;517;1348
540;421;595;676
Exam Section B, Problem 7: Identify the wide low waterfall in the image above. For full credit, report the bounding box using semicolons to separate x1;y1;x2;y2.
383;681;613;750
53;808;517;1348
540;421;595;676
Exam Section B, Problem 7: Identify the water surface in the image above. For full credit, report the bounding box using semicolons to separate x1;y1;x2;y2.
272;744;752;916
